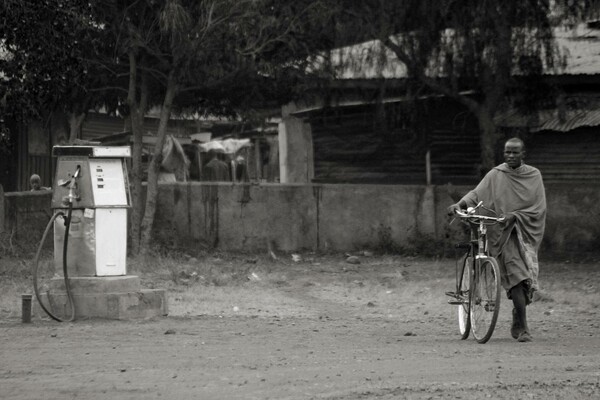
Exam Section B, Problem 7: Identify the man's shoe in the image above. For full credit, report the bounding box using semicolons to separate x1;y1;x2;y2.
517;330;532;343
511;308;522;339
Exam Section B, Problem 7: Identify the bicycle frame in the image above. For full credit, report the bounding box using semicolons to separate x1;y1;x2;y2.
450;219;488;304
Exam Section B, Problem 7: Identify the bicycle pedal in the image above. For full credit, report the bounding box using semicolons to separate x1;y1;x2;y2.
447;299;464;305
484;303;496;312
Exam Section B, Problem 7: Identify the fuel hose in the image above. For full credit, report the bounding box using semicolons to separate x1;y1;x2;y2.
32;202;76;322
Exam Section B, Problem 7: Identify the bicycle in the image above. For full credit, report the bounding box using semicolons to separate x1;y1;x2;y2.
446;201;504;344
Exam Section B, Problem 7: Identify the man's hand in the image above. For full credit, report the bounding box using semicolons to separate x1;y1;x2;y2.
500;213;516;226
447;203;461;216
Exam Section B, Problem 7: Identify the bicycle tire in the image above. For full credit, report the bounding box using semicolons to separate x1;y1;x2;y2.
470;257;501;344
458;254;471;340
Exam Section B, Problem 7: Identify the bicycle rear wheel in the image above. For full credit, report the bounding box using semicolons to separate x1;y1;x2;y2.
470;257;501;343
457;255;471;339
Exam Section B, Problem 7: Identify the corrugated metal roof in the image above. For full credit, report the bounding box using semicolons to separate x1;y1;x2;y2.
320;24;600;80
81;112;192;141
533;109;600;132
555;25;600;75
495;107;600;132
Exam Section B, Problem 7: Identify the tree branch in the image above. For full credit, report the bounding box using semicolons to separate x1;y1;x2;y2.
382;36;481;115
87;86;129;94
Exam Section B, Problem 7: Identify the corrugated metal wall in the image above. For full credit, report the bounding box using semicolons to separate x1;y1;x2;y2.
309;99;600;185
14;109;599;190
309;99;482;185
527;128;600;183
311;110;426;183
17;122;55;191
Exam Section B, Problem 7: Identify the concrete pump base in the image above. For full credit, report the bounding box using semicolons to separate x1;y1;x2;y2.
35;276;168;320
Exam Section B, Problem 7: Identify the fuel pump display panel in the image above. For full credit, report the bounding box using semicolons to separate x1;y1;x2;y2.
89;159;128;206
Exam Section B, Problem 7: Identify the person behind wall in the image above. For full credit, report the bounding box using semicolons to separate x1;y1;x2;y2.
231;155;249;182
447;137;546;343
29;174;50;191
202;150;231;182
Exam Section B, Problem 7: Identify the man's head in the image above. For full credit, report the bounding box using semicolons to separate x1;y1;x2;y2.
207;149;219;160
504;137;525;169
30;174;42;190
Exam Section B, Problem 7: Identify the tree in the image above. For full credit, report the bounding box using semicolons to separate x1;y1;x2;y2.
329;1;599;173
98;0;336;255
0;0;117;142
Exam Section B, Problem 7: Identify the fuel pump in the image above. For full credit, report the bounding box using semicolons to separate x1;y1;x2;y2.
33;145;157;321
51;145;131;277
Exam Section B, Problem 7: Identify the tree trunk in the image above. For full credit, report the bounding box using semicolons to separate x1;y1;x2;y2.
475;107;498;175
128;104;144;255
68;112;86;143
127;51;141;255
139;72;177;255
127;52;149;256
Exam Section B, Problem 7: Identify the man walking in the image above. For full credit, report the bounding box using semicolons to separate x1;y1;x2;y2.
448;137;546;342
203;150;231;182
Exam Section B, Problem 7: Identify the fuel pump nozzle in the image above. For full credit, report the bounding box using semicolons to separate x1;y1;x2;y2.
58;165;81;205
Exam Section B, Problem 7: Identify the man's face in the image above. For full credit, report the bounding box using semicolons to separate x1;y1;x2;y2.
504;142;524;168
30;180;41;190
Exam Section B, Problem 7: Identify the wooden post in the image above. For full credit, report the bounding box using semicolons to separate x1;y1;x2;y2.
0;184;4;233
254;138;262;181
425;149;432;186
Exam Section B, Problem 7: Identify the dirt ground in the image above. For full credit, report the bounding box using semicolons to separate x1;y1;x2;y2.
1;254;600;399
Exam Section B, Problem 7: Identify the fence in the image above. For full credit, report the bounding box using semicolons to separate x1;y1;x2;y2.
0;185;53;255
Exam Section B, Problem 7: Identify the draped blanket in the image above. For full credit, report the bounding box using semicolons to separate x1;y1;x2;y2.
460;163;547;291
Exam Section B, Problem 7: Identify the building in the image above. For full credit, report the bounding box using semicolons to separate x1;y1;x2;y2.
278;24;600;186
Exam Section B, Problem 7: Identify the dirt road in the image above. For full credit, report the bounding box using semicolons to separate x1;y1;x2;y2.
1;256;599;399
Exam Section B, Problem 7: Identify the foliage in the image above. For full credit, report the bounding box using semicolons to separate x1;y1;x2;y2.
0;122;13;155
373;224;403;254
0;0;116;127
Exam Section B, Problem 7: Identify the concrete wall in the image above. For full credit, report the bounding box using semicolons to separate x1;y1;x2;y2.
154;182;600;255
4;183;599;256
156;183;318;251
154;183;437;251
543;184;600;254
278;115;314;184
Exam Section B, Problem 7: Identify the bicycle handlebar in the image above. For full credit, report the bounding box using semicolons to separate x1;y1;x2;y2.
454;209;505;223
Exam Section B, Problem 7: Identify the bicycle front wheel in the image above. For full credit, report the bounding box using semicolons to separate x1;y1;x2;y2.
458;255;471;340
470;257;501;344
